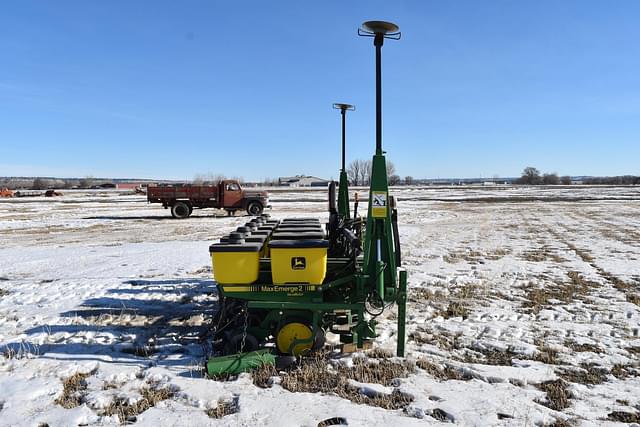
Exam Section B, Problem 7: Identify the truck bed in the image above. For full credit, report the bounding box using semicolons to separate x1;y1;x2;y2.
147;185;218;202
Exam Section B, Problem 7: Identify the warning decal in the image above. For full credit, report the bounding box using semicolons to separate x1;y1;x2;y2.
371;191;388;218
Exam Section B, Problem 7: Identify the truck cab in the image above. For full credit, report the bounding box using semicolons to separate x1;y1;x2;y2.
219;180;269;216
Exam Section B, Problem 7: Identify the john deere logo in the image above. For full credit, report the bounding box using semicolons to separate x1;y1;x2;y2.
291;257;306;270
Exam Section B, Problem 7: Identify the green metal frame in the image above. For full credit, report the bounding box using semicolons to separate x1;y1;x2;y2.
213;144;407;359
206;20;408;377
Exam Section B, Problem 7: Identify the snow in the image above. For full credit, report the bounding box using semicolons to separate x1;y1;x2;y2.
1;186;640;426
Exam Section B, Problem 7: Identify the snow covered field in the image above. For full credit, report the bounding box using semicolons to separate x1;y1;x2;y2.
1;186;639;426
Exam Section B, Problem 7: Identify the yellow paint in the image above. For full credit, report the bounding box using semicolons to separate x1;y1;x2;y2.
210;252;259;284
276;322;313;355
221;286;252;292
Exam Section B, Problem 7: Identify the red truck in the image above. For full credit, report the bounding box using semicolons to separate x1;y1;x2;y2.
146;180;270;218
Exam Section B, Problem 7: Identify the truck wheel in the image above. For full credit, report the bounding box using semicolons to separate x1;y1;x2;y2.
246;202;263;216
171;202;191;219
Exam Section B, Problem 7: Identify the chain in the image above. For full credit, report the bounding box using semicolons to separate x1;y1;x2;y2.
239;304;249;353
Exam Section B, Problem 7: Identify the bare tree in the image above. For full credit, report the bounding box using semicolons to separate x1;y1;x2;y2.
79;176;94;189
542;173;559;185
193;173;226;184
404;176;414;185
261;177;279;186
386;161;396;177
362;159;372;185
32;178;48;190
560;176;572;185
347;160;363;186
388;174;401;186
517;167;541;185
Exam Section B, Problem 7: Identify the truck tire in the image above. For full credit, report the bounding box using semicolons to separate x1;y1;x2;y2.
246;201;263;216
171;201;191;219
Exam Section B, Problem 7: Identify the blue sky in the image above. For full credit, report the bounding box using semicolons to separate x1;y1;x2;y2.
1;1;639;181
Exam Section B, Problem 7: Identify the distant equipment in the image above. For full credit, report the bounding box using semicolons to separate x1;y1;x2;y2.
146;180;270;218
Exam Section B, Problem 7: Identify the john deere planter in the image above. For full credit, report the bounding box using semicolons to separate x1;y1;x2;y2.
206;20;407;377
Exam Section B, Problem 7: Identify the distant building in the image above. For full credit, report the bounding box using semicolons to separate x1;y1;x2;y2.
278;175;329;187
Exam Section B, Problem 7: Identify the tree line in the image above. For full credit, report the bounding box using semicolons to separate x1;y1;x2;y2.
347;159;402;186
516;167;640;185
515;167;571;185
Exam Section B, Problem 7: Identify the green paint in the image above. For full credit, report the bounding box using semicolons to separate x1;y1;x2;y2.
206;349;275;377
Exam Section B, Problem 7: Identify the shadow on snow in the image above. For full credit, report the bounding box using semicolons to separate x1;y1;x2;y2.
2;277;220;374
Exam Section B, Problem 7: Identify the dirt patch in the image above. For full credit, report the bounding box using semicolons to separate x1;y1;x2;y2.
0;288;9;297
535;379;573;411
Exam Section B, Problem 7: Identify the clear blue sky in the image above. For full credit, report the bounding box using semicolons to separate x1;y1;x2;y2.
1;1;639;181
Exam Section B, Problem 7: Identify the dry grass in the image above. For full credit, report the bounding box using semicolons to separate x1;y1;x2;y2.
408;287;446;303
523;272;598;314
407;330;430;344
443;249;483;264
535;379;573;411
564;340;603;354
100;382;176;424
55;368;98;409
452;283;483;300
541;419;576;427
522;247;564;263
610;363;639;379
251;363;278;388
557;364;607;385
565;243;594;263
534;346;560;365
627;294;640;306
439;301;469;320
468;348;517;366
416;358;469;381
462;344;559;366
252;353;415;410
0;288;9;297
484;248;511;260
607;411;640;423
626;346;640;357
206;396;239;419
367;347;394;359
